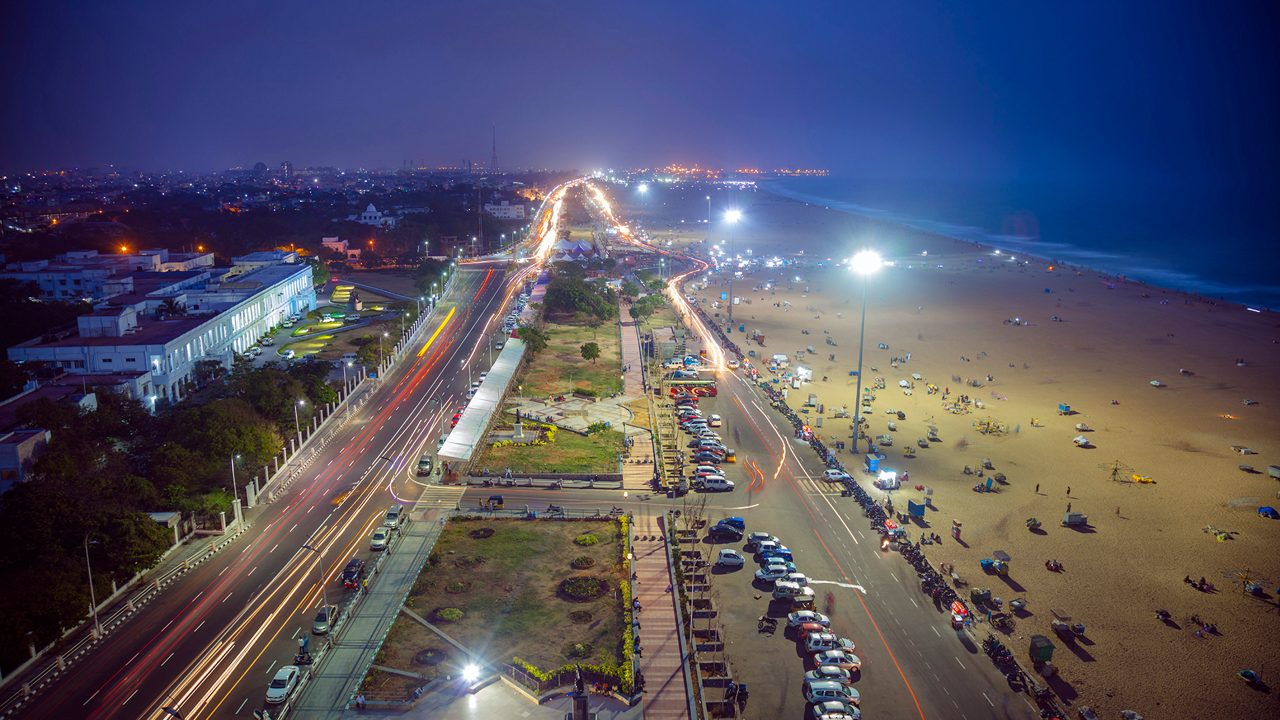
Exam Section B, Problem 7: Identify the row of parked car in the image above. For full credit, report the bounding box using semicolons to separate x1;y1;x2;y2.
711;521;864;719
502;291;531;334
672;395;736;491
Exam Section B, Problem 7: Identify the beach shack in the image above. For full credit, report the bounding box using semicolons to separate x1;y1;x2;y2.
875;469;900;490
1029;635;1056;664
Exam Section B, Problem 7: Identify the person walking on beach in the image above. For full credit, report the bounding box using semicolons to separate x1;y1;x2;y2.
1035;483;1040;494
1066;486;1071;496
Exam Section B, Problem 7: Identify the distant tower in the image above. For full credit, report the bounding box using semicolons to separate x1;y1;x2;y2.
491;125;498;173
280;160;293;180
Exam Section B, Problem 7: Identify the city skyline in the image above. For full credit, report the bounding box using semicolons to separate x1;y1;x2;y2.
2;0;1275;202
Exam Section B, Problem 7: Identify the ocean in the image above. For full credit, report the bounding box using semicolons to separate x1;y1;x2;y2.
763;177;1280;310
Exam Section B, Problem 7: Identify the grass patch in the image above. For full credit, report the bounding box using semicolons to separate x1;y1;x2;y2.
520;321;623;398
475;426;623;474
381;519;626;676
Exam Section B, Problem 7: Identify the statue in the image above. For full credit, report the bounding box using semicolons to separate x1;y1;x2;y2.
572;664;589;720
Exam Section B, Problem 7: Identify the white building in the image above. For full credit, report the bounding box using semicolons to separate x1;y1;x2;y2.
7;262;316;406
484;200;526;220
351;203;398;228
0;249;214;302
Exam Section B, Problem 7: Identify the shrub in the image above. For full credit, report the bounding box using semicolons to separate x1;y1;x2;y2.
445;581;470;594
469;527;495;539
434;607;464;622
585;421;610;434
560;576;606;601
569;610;593;624
565;641;594;659
574;533;599;547
572;555;596;569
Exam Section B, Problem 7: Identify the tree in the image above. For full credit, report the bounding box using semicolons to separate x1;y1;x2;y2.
620;280;641;300
580;342;601;364
516;326;549;355
157;297;186;318
412;257;450;295
307;258;331;286
0;360;28;399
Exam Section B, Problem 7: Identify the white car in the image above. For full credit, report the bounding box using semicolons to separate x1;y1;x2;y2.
787;610;830;628
709;414;723;427
804;632;856;653
811;700;862;719
754;566;790;583
822;469;852;483
265;665;300;704
803;679;860;706
805;665;853;685
715;549;746;568
746;531;778;549
370;527;391;551
812;649;862;671
727;359;740;369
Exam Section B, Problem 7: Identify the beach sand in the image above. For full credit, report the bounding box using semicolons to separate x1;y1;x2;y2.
625;187;1280;719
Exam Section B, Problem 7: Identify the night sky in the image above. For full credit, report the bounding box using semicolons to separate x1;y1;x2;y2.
2;1;1277;195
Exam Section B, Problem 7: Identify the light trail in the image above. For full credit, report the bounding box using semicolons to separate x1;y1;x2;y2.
417;306;455;357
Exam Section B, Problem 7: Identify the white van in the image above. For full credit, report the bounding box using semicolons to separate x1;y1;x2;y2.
699;477;734;492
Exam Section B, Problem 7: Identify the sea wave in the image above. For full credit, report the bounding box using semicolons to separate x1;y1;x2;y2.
762;180;1280;310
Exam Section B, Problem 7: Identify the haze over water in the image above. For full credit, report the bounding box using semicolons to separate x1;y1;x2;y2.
767;176;1280;310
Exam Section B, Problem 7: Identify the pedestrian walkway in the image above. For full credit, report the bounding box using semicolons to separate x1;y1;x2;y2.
292;505;446;719
620;308;657;491
632;514;692;719
412;481;466;509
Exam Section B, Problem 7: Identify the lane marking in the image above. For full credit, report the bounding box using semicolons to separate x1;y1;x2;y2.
122;690;138;706
954;656;966;670
236;697;249;715
82;690;99;706
194;620;206;632
982;691;993;707
161;652;174;667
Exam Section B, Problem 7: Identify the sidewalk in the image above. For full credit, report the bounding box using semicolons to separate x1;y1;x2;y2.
292;506;446;718
632;514;693;719
620;310;657;491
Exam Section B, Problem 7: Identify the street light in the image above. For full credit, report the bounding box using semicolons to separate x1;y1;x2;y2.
849;250;884;455
637;183;649;194
83;532;104;637
301;543;329;607
229;454;242;523
294;400;306;444
723;209;743;326
379;331;389;367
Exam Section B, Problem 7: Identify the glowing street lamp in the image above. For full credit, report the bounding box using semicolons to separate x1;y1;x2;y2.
294;400;307;444
637;182;649;194
849;250;884;454
724;209;743;326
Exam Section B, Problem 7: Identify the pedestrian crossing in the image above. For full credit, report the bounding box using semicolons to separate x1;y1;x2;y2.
412;482;466;509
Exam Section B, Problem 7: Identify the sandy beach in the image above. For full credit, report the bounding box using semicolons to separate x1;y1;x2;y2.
626;186;1280;719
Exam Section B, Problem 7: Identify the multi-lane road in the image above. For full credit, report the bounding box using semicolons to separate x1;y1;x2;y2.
24;264;520;720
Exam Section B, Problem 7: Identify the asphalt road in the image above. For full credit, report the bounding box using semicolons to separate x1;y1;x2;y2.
22;264;519;720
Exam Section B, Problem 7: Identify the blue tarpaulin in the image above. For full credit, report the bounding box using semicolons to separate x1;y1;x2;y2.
907;500;926;518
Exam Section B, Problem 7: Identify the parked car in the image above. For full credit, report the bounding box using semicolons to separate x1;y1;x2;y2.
760;547;794;562
788;610;830;628
812;650;862;671
311;605;339;635
811;700;861;719
708;524;743;542
823;469;852;483
763;558;798;573
746;531;778;550
696;476;733;492
803;632;856;654
282;349;296;360
755;566;790;583
803;680;860;706
805;665;853;685
773;580;808;599
718;517;746;531
693;451;725;464
754;540;782;557
715;549;746;568
693;465;723;477
370;527;391;551
708;414;723;427
340;558;367;588
265;665;300;704
784;572;809;587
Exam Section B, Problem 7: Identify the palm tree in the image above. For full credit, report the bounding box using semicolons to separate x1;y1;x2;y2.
158;297;186;318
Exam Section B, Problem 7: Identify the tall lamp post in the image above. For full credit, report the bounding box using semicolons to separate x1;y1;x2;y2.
293;399;306;445
379;331;389;367
723;209;743;327
83;532;104;637
229;454;242;523
849;250;884;455
301;543;329;607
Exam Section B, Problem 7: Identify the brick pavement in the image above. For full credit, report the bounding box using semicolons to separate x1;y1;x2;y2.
632;514;692;719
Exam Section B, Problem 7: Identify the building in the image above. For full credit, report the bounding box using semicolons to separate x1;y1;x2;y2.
351;203;398;229
280;160;293;180
7;260;316;406
0;249;214;302
321;237;362;261
230;250;299;272
484;200;526;220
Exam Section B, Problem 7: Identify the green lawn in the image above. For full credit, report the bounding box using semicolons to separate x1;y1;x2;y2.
374;519;626;684
521;321;623;398
475;423;624;474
